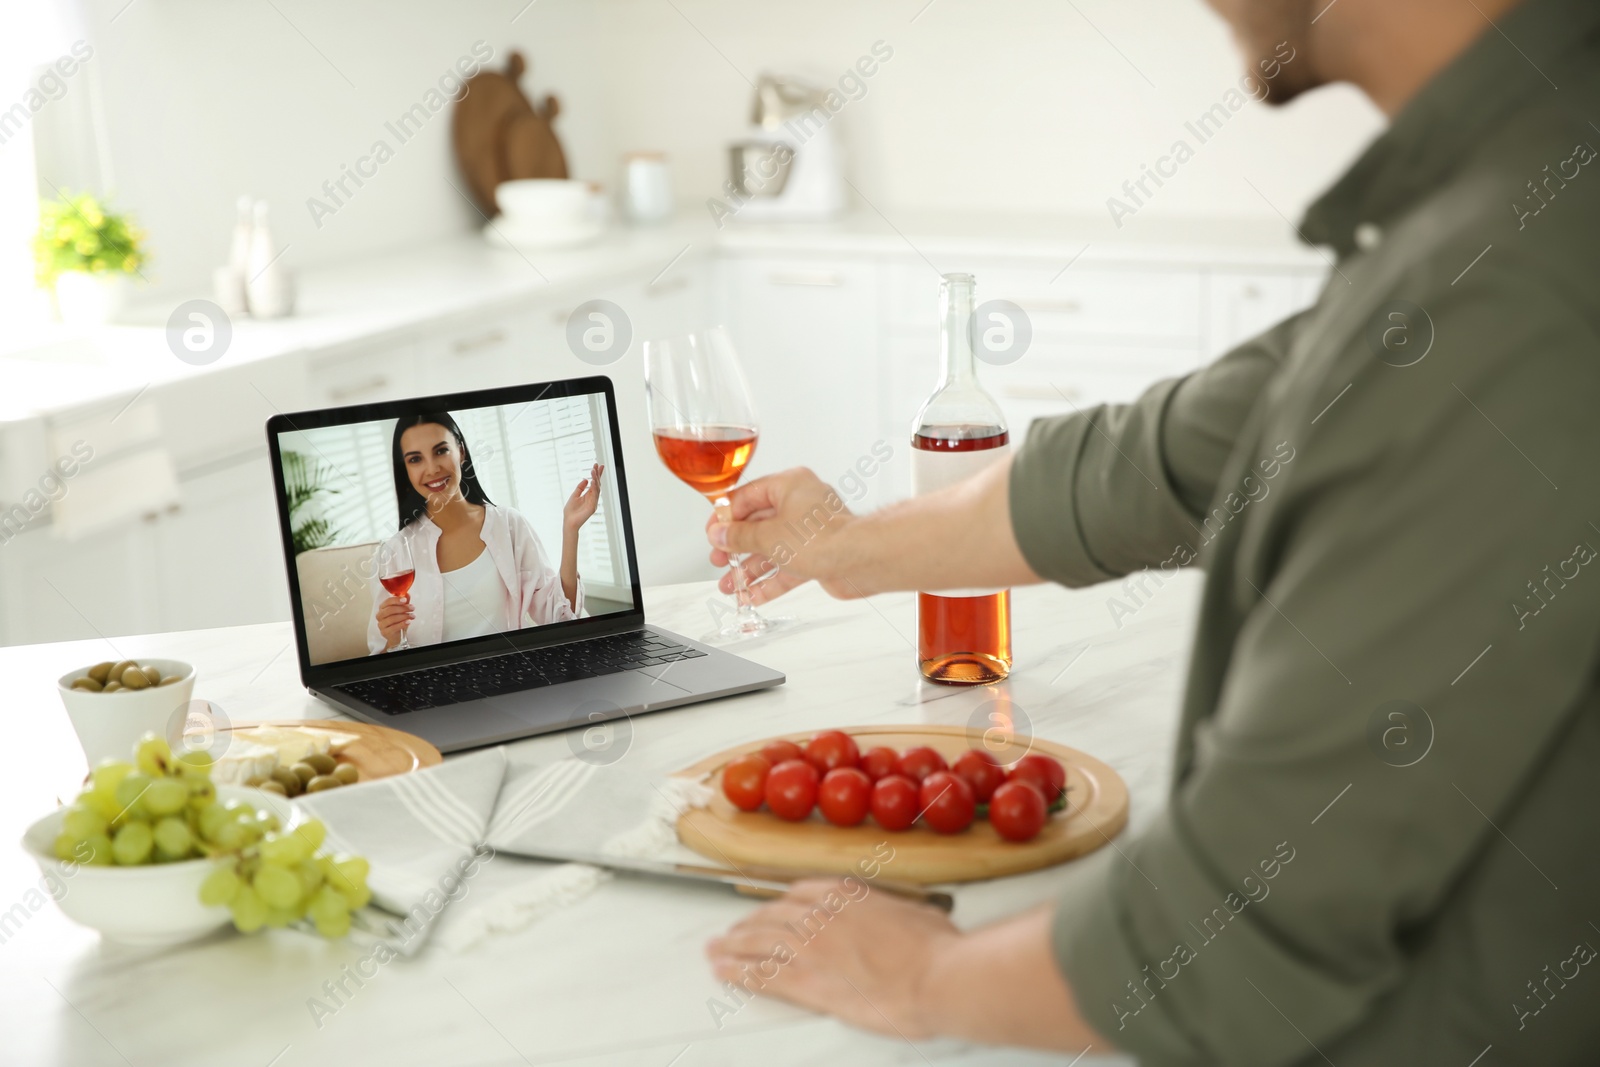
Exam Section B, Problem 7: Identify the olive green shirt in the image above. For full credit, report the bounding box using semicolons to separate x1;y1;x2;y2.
1012;1;1600;1063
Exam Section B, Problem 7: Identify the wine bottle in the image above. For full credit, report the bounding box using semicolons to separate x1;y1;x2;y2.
911;273;1012;685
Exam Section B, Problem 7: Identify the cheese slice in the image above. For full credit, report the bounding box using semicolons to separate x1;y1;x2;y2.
212;740;280;785
232;725;361;766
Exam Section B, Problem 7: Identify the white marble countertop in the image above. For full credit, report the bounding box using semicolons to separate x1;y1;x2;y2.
0;573;1199;1066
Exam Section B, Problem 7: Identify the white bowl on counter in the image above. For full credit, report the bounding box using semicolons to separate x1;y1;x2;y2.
58;660;197;769
491;178;606;249
20;786;301;945
496;178;591;221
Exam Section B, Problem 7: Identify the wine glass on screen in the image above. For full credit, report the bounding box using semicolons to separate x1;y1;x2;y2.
644;327;787;639
377;538;416;650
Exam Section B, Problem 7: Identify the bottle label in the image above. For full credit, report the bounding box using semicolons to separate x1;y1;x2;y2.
911;443;1010;598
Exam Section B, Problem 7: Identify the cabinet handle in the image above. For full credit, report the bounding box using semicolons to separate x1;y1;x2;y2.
648;276;690;296
451;328;507;355
328;376;389;401
767;270;843;288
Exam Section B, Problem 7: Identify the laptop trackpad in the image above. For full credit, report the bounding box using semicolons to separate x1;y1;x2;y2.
494;671;693;732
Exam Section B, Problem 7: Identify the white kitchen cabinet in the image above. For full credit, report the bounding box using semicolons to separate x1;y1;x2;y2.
0;519;159;644
529;262;718;586
720;254;890;511
888;258;1205;345
306;337;421;408
1202;268;1327;359
415;309;540;395
2;227;1329;646
150;450;289;634
0;449;288;645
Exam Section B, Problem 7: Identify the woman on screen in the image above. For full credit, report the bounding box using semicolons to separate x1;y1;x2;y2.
367;412;603;654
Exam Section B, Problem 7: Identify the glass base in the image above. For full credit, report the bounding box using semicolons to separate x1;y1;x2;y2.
704;611;797;643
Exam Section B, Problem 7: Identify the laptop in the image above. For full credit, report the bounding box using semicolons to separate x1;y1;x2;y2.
265;375;784;754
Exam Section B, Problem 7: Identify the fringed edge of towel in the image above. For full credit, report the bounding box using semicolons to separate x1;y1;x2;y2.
599;775;714;860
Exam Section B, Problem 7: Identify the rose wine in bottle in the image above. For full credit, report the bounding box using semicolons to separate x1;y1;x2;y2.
911;273;1012;685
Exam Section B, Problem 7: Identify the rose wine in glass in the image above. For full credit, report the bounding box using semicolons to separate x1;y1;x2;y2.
645;327;783;639
377;539;415;650
911;273;1012;684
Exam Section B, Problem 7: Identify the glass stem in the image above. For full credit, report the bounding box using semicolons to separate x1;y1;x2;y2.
712;495;761;629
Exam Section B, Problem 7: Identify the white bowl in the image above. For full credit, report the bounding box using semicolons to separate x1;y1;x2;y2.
496;178;592;223
21;786;302;945
58;659;197;769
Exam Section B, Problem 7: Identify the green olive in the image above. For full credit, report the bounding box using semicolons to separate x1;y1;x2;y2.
120;666;151;690
141;665;162;686
305;774;341;793
245;775;266;788
107;660;137;682
332;762;359;785
87;661;115;684
290;762;316;786
304;752;337;776
256;780;288;796
269;767;303;796
158;675;183;687
102;680;123;693
71;676;104;692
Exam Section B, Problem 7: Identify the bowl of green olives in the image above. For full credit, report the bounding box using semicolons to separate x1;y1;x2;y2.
58;659;197;769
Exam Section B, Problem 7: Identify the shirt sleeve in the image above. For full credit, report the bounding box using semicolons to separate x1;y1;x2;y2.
1046;264;1600;1063
1009;311;1299;586
513;512;583;625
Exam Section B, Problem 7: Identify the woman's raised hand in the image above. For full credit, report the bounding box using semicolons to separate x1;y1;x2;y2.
375;595;414;650
563;463;604;531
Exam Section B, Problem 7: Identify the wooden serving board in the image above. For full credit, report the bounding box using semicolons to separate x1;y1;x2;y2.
675;724;1129;885
225;720;441;783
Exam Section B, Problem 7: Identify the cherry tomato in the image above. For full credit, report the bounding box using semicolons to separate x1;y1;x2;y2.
721;754;771;812
817;767;872;827
897;746;948;783
860;746;900;781
759;740;805;766
764;759;820;821
870;774;920;832
989;780;1048;842
918;771;976;835
804;730;861;774
1008;754;1067;802
951;749;1006;803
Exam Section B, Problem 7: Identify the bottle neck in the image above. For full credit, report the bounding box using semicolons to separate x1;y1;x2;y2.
939;278;977;388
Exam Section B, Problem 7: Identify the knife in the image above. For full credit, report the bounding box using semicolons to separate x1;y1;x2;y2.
497;847;955;913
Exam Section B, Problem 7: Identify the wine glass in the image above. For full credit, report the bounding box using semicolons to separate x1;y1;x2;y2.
644;326;787;639
377;539;416;650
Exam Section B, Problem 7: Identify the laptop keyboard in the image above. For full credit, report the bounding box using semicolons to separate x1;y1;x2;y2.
334;629;706;715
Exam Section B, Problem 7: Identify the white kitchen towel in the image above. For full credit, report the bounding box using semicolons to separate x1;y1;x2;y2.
432;747;716;952
484;744;714;862
295;747;510;954
295;744;717;954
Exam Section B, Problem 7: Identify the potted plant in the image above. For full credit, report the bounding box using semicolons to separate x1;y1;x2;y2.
34;191;147;326
283;450;343;555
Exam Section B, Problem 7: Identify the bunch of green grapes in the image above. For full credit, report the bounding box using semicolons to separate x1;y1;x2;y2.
56;731;370;938
55;733;220;867
198;818;371;938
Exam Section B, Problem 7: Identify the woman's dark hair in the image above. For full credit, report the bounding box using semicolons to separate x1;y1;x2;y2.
391;412;493;529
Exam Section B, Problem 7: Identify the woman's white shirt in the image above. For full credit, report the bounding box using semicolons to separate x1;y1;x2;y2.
438;549;504;643
367;504;582;654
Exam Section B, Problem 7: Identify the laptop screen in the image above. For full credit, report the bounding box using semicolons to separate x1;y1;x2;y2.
267;379;638;669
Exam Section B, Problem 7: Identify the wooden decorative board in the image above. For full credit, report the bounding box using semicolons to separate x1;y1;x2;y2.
224;720;441;783
675;724;1129;885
